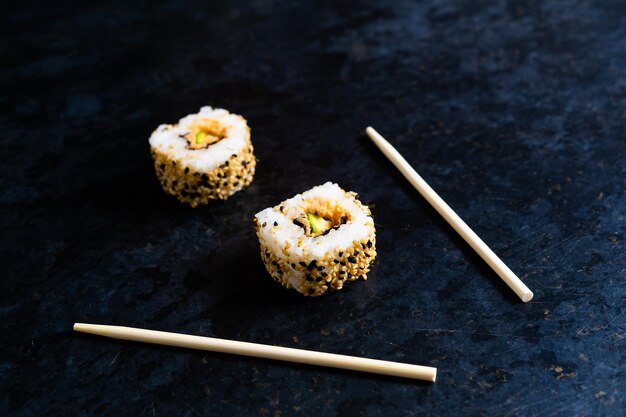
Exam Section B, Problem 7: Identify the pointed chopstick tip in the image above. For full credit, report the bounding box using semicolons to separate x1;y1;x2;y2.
74;322;106;335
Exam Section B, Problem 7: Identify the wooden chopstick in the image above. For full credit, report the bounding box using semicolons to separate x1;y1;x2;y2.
74;323;437;382
365;126;533;303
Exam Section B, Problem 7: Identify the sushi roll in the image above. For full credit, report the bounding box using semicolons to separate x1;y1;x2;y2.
149;106;256;207
254;182;377;296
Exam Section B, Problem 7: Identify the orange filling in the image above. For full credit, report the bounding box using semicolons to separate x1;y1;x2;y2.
293;198;351;236
185;118;228;149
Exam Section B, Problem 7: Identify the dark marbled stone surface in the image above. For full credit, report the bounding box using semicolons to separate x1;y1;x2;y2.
1;0;625;415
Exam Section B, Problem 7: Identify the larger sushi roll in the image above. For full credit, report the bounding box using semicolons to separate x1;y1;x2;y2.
254;182;377;296
149;106;256;207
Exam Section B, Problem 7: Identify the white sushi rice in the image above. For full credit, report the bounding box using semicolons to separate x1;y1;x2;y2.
149;106;248;172
256;182;373;258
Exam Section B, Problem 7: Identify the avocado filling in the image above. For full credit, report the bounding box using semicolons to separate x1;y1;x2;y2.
307;212;333;234
185;118;227;149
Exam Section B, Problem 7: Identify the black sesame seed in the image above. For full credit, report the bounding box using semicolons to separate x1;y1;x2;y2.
340;261;346;266
338;270;345;274
333;259;339;264
262;222;267;227
299;261;307;267
347;273;353;278
184;167;189;174
367;240;372;248
348;256;357;264
201;174;208;180
354;250;359;256
273;221;278;226
272;260;277;266
338;252;343;257
232;154;237;158
321;271;327;277
307;260;317;271
160;163;165;170
361;243;366;249
233;182;239;187
316;276;323;282
291;263;296;268
318;266;325;271
224;161;229;167
364;253;370;257
194;172;199;177
306;276;314;282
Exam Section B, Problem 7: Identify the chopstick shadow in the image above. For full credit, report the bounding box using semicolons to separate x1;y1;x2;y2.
361;133;522;305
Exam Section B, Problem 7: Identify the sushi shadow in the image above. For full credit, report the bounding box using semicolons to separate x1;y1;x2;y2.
77;163;183;214
197;236;315;308
181;231;356;338
361;133;522;305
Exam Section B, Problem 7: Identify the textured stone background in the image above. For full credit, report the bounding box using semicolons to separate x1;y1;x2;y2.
1;0;625;415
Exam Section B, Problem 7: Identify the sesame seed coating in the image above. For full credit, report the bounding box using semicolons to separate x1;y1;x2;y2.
151;126;256;207
256;229;377;296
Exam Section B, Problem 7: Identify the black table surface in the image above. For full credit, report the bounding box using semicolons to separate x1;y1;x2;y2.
2;1;625;415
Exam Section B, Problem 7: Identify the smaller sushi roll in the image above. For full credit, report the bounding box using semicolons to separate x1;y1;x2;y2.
254;182;377;296
149;106;256;207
